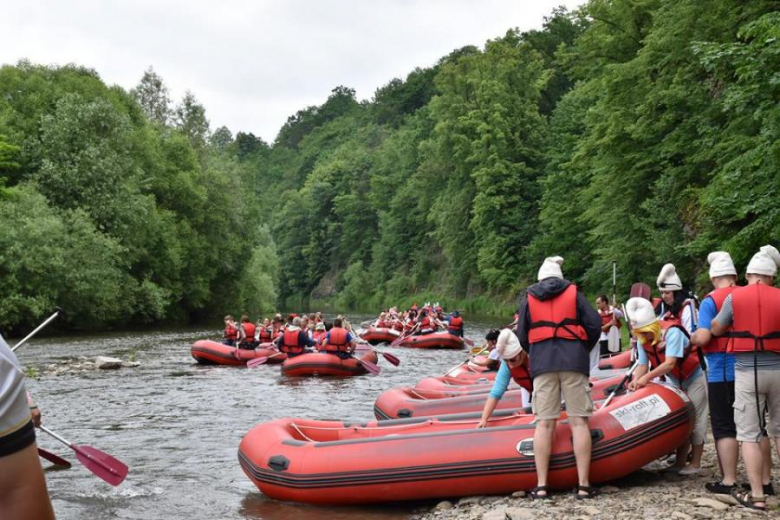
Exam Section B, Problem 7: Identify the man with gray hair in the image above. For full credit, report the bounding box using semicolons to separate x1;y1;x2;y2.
274;316;315;357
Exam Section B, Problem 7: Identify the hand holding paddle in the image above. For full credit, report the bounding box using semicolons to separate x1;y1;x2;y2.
600;361;640;409
38;425;128;486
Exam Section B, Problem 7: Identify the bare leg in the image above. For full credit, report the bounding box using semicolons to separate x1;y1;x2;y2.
743;441;767;508
569;416;592;492
0;443;55;520
533;419;556;495
689;443;704;468
760;436;772;484
715;437;738;484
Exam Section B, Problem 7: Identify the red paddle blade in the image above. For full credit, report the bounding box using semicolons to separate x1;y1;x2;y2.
389;335;405;347
73;444;128;486
247;356;270;368
38;447;71;469
380;352;401;366
630;282;652;301
359;359;381;375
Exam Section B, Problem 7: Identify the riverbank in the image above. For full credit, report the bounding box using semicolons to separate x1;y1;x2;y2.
411;439;779;519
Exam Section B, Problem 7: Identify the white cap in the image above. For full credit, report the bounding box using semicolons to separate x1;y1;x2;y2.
496;329;522;360
656;263;682;291
707;251;737;278
537;256;564;281
626;297;657;329
746;245;780;277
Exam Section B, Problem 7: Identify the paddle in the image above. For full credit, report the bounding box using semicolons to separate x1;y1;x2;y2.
631;282;652;301
38;425;128;486
12;308;64;352
247;351;284;368
38;447;71;469
374;349;401;366
356;355;381;375
390;323;418;347
444;359;469;377
600;361;640;409
470;343;488;355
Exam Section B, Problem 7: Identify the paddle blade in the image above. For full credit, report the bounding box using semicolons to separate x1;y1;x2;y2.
73;445;128;486
389;335;405;347
247;356;270;368
38;447;71;469
380;351;401;366
359;359;381;375
630;282;652;301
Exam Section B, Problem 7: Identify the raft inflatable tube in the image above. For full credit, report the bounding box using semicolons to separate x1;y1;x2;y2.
239;383;693;504
598;350;632;370
190;340;286;366
398;332;464;349
444;358;496;380
375;374;628;419
281;351;379;377
414;376;505;394
358;327;401;345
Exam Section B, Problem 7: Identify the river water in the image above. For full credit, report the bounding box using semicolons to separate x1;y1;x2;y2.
18;315;504;520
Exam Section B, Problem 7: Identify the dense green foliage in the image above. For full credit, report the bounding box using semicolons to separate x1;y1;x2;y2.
1;1;777;329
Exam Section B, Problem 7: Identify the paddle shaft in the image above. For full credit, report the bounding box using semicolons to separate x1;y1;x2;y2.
12;310;61;352
601;361;640;409
612;261;617;307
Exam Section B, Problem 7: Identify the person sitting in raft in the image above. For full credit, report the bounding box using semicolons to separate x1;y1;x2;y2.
223;315;239;346
0;333;55;520
274;317;315;358
312;322;327;345
256;318;273;343
656;263;697;334
470;329;501;371
417;310;437;335
270;316;284;340
237;315;258;350
446;311;464;337
627;297;708;476
476;329;532;428
319;318;357;360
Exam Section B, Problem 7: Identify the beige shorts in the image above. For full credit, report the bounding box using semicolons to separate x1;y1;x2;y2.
532;371;593;420
683;374;708;446
734;369;780;442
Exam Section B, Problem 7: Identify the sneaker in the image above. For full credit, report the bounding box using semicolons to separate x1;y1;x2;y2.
741;482;775;496
705;481;736;494
679;466;703;476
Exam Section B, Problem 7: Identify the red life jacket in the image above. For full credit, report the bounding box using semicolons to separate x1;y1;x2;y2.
224;325;238;341
641;325;700;382
258;326;272;341
527;284;588;344
375;320;388;328
701;286;737;354
599;308;622;329
727;283;780;353
313;330;326;345
420;316;433;333
659;299;696;333
509;361;532;392
242;323;256;339
448;316;464;334
281;329;304;354
324;327;349;353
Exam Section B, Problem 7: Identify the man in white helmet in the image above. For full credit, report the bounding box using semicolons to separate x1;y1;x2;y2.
712;245;780;511
515;256;601;499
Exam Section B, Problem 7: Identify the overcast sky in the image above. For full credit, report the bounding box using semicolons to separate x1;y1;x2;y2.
2;0;584;142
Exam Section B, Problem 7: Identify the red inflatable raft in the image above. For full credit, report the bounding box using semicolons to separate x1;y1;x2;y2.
358;327;400;345
281;351;379;377
239;383;693;504
398;332;464;349
375;374;627;419
190;340;285;366
598;350;632;370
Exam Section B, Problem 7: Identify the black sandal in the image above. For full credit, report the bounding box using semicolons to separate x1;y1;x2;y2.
732;489;767;511
575;485;599;500
530;486;551;500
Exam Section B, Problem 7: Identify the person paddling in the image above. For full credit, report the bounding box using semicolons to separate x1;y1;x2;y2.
516;256;601;499
711;245;780;511
223;315;239;346
477;329;532;428
319;318;357;360
446;311;464;337
0;332;55;520
274;317;315;358
627;297;708;476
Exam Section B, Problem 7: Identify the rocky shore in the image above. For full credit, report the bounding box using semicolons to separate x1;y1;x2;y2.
412;441;779;519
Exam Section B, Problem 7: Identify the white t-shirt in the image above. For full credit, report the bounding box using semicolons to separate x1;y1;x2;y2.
0;334;32;437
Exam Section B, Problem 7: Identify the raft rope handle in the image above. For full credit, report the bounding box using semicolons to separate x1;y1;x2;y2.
409;390;430;400
290;422;316;442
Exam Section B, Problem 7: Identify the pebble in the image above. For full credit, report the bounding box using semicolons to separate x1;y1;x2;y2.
505;507;535;520
672;512;693;520
436;501;453;511
482;506;507;520
690;497;730;511
511;491;527;498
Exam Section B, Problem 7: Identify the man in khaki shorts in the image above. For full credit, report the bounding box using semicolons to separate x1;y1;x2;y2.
516;256;601;499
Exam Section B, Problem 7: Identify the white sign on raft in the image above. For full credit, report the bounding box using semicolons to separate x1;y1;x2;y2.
609;394;670;431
